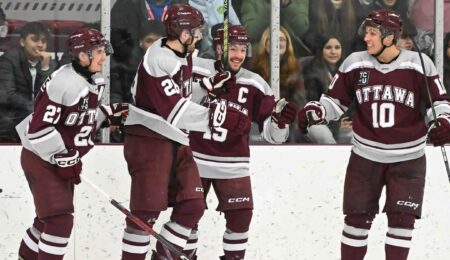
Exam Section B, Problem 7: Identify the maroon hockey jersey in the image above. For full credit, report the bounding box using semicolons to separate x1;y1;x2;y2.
16;64;104;163
320;50;450;162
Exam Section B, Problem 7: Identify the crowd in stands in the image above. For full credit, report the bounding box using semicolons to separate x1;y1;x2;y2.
0;0;450;144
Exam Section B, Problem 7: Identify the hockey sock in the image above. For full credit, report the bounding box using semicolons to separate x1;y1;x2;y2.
121;211;158;260
341;214;373;260
222;209;252;260
19;217;45;260
155;221;191;260
37;214;73;260
183;229;198;259
385;213;415;260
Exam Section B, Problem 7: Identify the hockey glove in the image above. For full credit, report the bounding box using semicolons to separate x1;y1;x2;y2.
54;149;82;184
209;100;251;135
297;101;327;133
200;71;232;98
99;103;129;127
271;98;299;129
428;114;450;146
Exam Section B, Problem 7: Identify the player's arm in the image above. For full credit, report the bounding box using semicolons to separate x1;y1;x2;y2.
25;84;79;164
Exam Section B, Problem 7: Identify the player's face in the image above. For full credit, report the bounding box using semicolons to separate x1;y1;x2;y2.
20;33;48;61
330;0;343;8
87;46;107;73
227;43;247;72
364;26;383;55
322;38;342;65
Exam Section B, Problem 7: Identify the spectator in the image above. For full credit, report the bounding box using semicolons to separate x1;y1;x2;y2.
410;0;450;56
444;32;450;92
189;0;241;57
303;33;349;144
304;0;357;55
111;0;187;47
252;26;306;143
0;7;8;38
396;18;417;51
241;0;309;57
0;21;57;142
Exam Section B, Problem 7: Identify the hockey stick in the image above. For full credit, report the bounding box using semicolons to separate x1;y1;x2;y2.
79;175;189;260
412;42;450;181
222;0;229;70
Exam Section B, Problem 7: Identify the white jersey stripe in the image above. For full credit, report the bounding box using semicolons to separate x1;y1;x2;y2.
38;240;67;255
23;232;39;253
223;231;248;240
122;243;150;254
123;232;151;243
343;224;369;237
192;151;249;162
385;236;411;248
388;227;413;238
40;233;69;244
341;235;368;247
223;242;248;251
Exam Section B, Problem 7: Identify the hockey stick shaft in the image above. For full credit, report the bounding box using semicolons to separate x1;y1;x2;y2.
412;42;450;181
80;175;189;260
222;0;229;70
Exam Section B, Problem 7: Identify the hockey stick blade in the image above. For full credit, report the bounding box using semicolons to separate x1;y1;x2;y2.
80;175;189;260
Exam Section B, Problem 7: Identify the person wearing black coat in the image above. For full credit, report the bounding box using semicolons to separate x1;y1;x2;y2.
0;22;57;142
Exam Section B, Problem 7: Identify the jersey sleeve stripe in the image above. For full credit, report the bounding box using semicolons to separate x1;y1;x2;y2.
28;127;58;143
192;151;250;162
167;98;189;126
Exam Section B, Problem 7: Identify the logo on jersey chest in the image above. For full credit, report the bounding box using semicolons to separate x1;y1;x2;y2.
79;97;89;111
357;71;370;85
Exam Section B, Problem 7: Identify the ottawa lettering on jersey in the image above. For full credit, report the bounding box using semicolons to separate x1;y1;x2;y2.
64;109;97;126
355;85;415;108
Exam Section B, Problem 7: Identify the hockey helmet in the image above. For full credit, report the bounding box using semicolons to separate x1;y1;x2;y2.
213;24;250;48
67;28;113;59
163;4;205;39
358;9;403;39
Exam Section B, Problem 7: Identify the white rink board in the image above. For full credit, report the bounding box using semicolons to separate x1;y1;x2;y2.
1;145;450;260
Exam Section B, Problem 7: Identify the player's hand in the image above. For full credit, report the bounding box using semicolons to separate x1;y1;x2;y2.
54;149;82;184
297;101;327;133
271;98;299;129
201;71;231;93
209;100;251;135
100;103;129;127
428;114;450;146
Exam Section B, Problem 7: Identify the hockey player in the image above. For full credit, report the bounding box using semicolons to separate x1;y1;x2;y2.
15;27;128;260
297;9;450;260
120;4;251;260
185;25;298;259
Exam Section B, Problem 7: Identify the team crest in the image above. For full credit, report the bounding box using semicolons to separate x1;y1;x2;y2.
357;71;370;85
79;97;89;111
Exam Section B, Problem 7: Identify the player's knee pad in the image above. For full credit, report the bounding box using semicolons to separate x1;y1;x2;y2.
387;212;415;229
41;214;74;236
344;214;375;230
127;210;160;230
171;199;205;229
225;208;253;233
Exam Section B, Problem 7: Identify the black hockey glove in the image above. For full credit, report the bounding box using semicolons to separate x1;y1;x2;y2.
99;103;129;127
